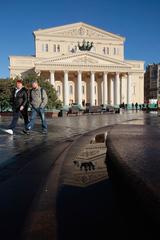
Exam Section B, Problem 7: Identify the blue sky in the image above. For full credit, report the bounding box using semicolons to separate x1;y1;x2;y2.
0;0;160;78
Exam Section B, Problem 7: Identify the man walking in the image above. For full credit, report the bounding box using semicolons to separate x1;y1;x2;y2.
23;80;48;134
4;79;28;135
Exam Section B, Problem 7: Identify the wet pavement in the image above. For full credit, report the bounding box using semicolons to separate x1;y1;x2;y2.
107;123;160;237
0;111;144;168
0;111;160;240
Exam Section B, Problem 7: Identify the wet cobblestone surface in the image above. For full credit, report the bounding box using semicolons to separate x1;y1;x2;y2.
0;110;160;240
0;111;146;168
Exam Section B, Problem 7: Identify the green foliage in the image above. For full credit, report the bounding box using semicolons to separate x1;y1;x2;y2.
0;74;62;111
0;79;15;111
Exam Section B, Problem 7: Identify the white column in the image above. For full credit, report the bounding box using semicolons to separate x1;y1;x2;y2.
127;73;132;104
110;78;114;105
50;71;55;86
115;72;120;105
90;72;95;106
63;71;69;106
77;71;82;106
120;77;122;104
103;72;108;105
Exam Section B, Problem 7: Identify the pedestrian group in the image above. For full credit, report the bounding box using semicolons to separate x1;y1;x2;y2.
4;79;48;135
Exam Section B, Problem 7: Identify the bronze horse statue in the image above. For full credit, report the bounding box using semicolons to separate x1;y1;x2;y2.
78;40;93;51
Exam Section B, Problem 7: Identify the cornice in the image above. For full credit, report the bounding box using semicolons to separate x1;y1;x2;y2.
33;22;125;42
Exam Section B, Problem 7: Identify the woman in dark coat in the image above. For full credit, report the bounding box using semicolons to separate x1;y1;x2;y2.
4;79;28;134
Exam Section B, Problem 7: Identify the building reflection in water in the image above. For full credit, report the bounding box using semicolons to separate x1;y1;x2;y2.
62;134;108;188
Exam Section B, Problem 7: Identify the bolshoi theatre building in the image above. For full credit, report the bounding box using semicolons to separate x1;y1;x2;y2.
9;22;144;107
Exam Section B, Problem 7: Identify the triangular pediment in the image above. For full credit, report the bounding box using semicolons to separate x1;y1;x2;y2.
35;52;131;67
34;22;125;41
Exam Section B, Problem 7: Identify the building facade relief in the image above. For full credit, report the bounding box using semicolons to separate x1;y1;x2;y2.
9;22;144;106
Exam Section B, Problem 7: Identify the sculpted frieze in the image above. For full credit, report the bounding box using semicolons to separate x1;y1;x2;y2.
73;56;99;64
53;27;113;39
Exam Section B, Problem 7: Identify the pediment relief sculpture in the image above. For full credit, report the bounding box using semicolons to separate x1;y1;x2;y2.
48;27;117;40
72;56;99;64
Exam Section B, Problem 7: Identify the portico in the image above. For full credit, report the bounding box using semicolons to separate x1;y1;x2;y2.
35;68;132;107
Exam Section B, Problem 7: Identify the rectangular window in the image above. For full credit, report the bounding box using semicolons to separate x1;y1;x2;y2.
113;48;116;55
57;44;60;52
45;44;48;52
42;43;48;52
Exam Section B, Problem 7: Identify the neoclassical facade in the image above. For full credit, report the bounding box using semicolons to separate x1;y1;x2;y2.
9;22;144;106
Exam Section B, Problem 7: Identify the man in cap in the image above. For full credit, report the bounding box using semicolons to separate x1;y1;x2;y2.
23;80;48;134
4;79;29;134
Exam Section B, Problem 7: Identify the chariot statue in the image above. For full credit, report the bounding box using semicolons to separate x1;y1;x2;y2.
78;40;93;51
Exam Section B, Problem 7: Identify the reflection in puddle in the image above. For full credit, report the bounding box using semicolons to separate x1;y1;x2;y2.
63;142;108;187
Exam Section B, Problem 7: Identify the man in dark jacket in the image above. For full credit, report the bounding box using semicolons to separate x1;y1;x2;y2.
4;79;28;135
23;80;48;135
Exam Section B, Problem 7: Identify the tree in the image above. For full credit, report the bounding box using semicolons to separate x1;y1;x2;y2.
0;74;62;111
0;79;14;111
